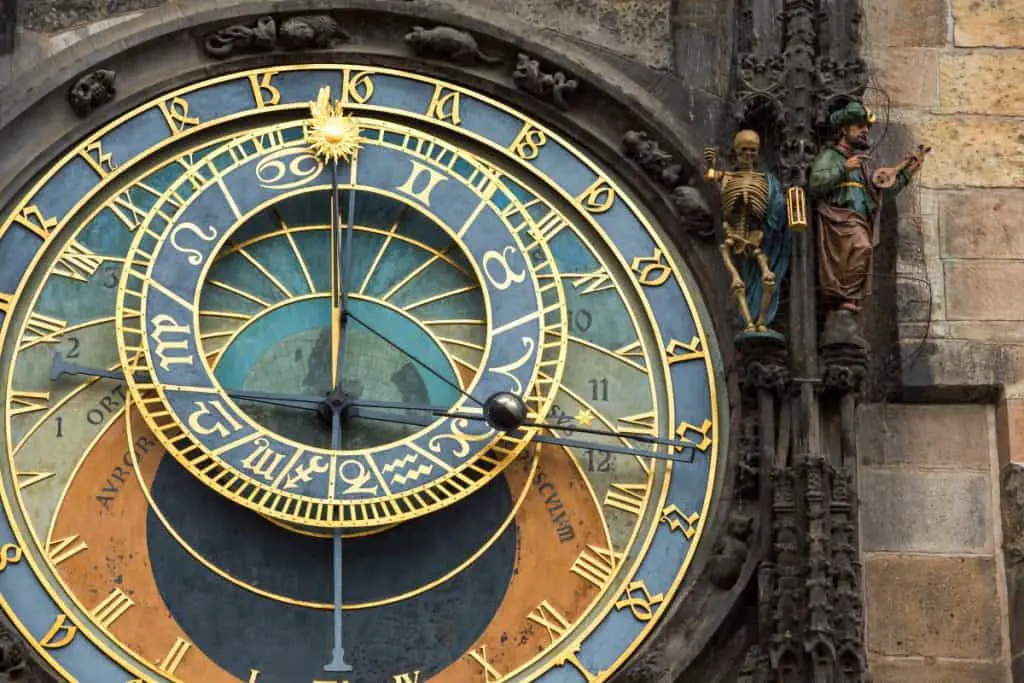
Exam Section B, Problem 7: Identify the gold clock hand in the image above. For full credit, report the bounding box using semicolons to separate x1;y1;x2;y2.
345;407;698;464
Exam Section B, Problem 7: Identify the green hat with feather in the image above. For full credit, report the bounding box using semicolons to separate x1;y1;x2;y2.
829;100;876;128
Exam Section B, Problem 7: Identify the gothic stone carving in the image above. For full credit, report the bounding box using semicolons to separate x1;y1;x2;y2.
708;512;755;590
403;26;501;66
203;16;277;58
620;131;712;240
0;622;29;680
203;14;348;59
68;69;116;118
512;53;578;110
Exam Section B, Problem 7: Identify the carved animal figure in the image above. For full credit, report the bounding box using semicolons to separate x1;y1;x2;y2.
68;69;117;117
279;15;349;50
203;16;277;58
512;52;577;109
707;512;752;589
404;26;501;66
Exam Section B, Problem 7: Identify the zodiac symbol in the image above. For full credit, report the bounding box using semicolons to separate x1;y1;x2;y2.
150;314;194;371
428;419;494;460
240;437;286;481
338;459;379;495
255;148;323;190
488;337;535;395
382;453;434;486
283;455;330;490
170;221;218;266
482;246;527;291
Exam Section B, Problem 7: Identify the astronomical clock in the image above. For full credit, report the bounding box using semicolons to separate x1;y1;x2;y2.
0;63;726;681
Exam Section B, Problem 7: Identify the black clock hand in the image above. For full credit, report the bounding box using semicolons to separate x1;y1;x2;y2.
345;407;698;464
50;354;324;411
345;308;482;407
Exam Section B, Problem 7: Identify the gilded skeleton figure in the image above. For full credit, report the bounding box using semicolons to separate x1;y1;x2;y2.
704;130;790;333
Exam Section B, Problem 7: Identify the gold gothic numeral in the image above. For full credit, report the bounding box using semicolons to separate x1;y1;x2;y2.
48;535;88;566
53;240;104;282
40;614;77;649
527;600;571;644
577;178;616;214
393;672;422;683
91;588;134;628
81;140;117;177
631;249;672;287
667;337;705;364
109;188;149;231
17;471;55;489
12;205;58;239
396;161;448;206
467;645;501;682
158;637;192;674
342;69;375;104
604;483;647;517
426;86;461;124
249;71;281;107
10;390;51;416
510;123;547;160
159;97;200;134
661;505;701;539
529;210;569;244
0;543;23;571
615;579;665;622
571;544;621;588
677;418;713;452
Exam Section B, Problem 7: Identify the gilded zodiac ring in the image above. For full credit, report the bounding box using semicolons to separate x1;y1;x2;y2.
113;117;570;527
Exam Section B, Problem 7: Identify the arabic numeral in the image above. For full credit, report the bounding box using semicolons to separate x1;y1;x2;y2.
566;308;592;333
589;378;609;402
548;404;574;427
585;449;612;472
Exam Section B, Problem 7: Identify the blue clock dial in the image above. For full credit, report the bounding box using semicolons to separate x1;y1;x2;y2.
0;65;724;683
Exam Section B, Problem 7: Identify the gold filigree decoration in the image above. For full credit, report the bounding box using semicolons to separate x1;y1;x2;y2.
305;86;362;164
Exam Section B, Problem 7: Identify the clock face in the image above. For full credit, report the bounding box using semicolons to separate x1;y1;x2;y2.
0;66;724;682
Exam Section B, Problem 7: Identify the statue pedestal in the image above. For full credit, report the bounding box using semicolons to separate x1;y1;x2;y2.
735;331;789;395
819;310;869;394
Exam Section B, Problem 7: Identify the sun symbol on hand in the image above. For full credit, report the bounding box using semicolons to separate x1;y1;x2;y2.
305;86;362;164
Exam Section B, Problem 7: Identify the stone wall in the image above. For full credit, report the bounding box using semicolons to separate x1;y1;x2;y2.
862;0;1023;679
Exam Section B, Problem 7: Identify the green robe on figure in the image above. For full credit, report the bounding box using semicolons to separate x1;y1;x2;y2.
809;126;912;311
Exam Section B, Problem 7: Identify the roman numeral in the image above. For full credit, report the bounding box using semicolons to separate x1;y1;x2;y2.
109;188;150;231
20;311;67;348
566;269;614;295
528;600;571;644
53;240;104;282
48;535;88;566
91;588;133;628
17;471;55;489
529;210;569;244
467;645;501;682
158;637;191;674
617;410;655;436
604;483;647;516
12;205;58;239
9;390;50;416
571;544;621;588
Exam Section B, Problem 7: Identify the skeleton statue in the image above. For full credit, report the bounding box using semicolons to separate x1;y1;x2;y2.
704;130;791;333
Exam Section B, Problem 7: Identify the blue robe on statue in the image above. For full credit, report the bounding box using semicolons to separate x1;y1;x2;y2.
738;171;790;329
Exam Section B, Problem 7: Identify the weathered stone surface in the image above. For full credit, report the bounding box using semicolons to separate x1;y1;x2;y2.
940;189;1024;259
863;0;949;47
914;114;1024;188
952;0;1024;47
1002;464;1024;670
869;656;1007;683
19;0;165;32
901;337;1024;395
859;403;992;469
480;0;674;69
948;321;1024;343
945;262;1024;320
866;48;940;107
865;555;1003;658
861;469;993;552
941;50;1024;115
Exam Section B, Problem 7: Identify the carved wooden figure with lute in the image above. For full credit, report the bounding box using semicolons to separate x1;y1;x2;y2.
871;144;931;188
